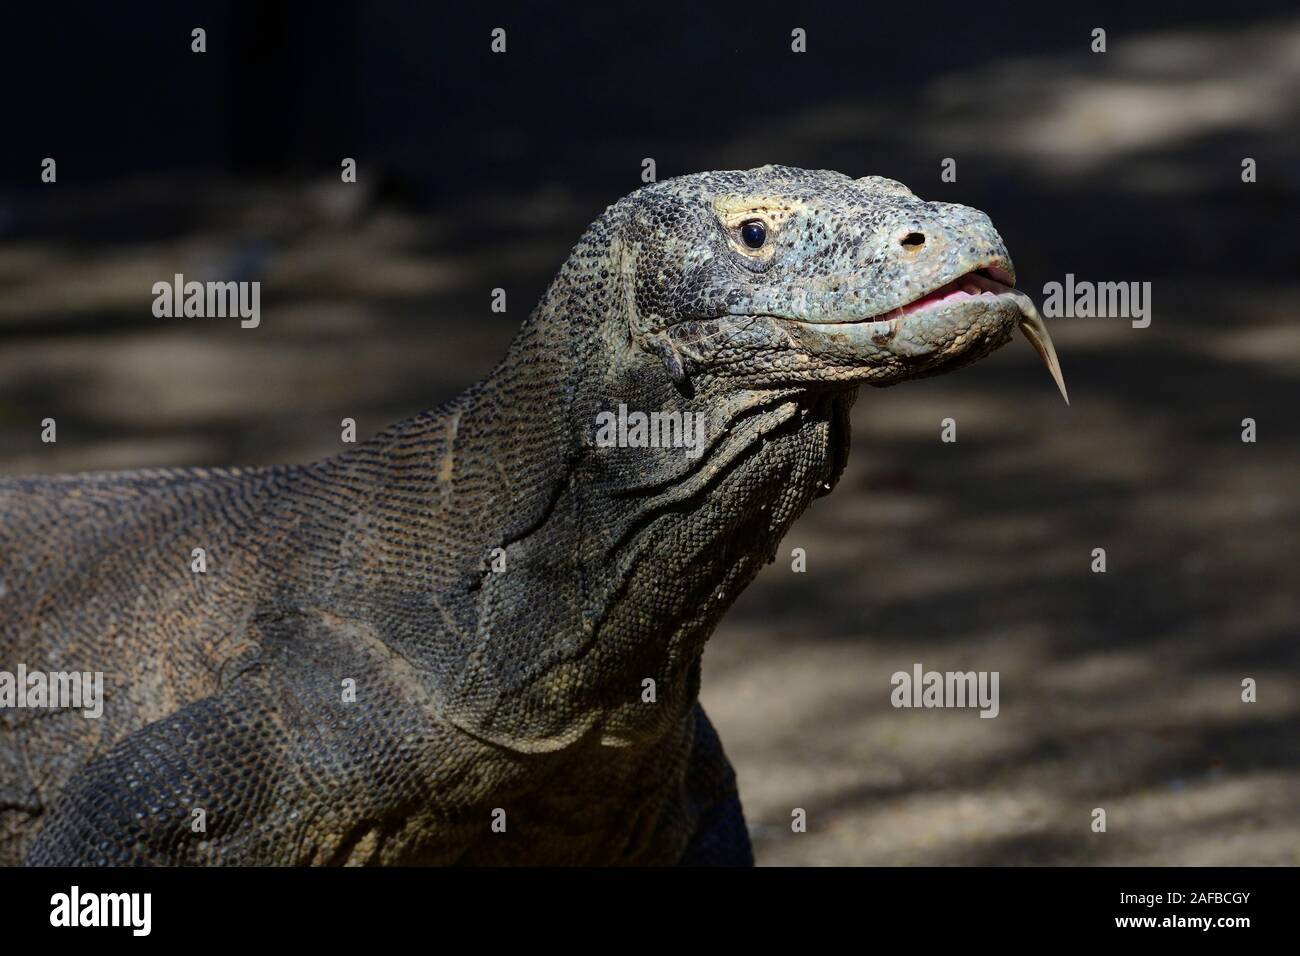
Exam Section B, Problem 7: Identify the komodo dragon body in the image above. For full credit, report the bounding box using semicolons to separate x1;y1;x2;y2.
2;166;1064;865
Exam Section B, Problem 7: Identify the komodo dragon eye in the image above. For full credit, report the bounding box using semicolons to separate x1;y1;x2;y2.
740;220;767;248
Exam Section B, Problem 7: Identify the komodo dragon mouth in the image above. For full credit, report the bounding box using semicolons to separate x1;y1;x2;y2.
772;260;1069;404
884;264;1067;405
877;265;1018;321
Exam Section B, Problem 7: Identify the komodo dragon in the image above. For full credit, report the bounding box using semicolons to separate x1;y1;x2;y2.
2;166;1066;866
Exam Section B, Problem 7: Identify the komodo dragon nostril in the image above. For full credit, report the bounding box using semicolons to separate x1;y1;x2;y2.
900;232;926;249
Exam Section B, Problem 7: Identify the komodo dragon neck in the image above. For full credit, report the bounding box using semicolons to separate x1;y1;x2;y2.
278;217;854;754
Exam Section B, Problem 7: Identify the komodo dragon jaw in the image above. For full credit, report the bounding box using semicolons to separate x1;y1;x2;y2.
629;166;1068;402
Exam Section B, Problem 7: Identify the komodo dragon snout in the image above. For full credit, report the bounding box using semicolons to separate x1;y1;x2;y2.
624;165;1068;402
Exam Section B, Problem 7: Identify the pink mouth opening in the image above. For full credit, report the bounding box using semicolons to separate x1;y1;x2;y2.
884;268;1015;320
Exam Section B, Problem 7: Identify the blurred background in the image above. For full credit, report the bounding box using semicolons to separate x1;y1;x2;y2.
1;2;1297;864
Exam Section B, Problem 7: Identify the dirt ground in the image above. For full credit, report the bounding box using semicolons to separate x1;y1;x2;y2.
1;16;1296;865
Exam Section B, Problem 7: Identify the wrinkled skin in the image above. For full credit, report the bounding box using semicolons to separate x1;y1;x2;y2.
2;167;1056;865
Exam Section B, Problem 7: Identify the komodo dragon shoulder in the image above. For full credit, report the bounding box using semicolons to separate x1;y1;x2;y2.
2;166;1064;865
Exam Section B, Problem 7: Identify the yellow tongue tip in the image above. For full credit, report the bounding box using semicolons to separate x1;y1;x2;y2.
1009;293;1069;406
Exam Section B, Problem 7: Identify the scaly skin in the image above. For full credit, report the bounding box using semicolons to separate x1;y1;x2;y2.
2;166;1060;865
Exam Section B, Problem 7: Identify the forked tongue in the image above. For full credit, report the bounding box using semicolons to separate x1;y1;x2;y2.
1007;290;1069;405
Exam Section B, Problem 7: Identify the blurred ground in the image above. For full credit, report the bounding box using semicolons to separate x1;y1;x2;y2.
1;14;1297;864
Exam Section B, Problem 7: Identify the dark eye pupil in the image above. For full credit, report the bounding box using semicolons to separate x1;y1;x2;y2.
741;221;766;248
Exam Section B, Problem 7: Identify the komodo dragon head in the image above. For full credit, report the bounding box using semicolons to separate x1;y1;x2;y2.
448;166;1066;750
607;164;1067;401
